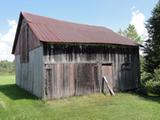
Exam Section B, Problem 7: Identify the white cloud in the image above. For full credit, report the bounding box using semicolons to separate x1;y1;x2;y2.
130;7;148;40
0;19;17;61
131;6;136;11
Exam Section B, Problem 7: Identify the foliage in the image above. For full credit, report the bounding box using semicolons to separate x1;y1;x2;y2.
144;1;160;73
118;24;142;43
147;68;160;95
140;1;160;95
137;56;149;95
139;56;150;95
141;71;153;86
141;67;160;95
135;84;148;96
140;55;144;74
1;76;160;120
153;66;160;81
145;80;160;95
0;60;15;75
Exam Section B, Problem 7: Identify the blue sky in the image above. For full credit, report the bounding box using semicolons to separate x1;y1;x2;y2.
0;0;158;32
0;0;158;61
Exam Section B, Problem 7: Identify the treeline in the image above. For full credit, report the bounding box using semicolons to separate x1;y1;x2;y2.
119;1;160;96
141;1;160;95
0;60;15;75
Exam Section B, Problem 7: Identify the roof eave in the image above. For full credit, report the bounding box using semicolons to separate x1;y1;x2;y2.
11;12;23;54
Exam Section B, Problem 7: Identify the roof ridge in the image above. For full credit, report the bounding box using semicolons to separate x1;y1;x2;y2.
22;12;109;30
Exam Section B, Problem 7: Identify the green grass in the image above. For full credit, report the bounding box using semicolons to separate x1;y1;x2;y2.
0;75;15;85
0;75;160;120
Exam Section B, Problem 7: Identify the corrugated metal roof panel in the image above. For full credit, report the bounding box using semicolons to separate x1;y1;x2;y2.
22;12;138;46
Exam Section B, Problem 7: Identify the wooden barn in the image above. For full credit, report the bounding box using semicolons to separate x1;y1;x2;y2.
12;12;140;99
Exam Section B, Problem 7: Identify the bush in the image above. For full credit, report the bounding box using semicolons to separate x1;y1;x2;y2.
145;80;160;95
141;71;153;86
135;85;148;95
144;68;160;95
153;67;160;81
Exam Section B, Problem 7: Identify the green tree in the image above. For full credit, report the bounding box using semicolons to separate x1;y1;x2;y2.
144;1;160;74
118;24;142;43
0;60;15;75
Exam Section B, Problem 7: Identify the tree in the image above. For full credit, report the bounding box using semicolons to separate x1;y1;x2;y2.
0;60;15;75
144;1;160;74
118;24;142;43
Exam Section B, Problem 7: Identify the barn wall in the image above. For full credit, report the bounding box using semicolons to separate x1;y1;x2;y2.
29;46;43;97
15;17;44;98
14;19;41;55
15;46;43;98
44;63;101;99
15;55;21;86
43;43;140;93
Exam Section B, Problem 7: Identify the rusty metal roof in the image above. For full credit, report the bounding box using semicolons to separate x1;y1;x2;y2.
22;12;138;46
12;12;138;54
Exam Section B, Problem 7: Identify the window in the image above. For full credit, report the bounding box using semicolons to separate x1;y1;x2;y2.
20;24;29;63
121;54;131;70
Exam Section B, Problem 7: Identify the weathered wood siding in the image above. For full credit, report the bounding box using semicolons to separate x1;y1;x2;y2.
43;43;140;95
44;63;100;99
15;46;43;98
14;19;41;55
15;19;43;98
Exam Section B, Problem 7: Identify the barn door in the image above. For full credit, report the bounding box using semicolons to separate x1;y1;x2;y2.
101;64;113;91
75;63;99;95
45;64;53;99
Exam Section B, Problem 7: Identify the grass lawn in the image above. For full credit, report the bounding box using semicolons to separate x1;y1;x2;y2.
0;75;160;120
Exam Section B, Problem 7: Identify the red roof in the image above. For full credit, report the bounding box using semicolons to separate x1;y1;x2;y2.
22;12;138;46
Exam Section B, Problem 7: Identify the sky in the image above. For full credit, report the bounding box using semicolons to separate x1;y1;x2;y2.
0;0;158;61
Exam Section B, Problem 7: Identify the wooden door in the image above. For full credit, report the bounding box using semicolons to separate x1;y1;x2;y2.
102;64;113;89
45;64;53;99
75;63;99;95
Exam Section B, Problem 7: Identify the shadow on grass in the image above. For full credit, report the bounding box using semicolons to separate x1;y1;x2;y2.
0;84;38;100
128;91;160;104
140;95;160;103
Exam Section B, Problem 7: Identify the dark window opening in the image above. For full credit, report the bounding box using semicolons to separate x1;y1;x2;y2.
122;54;131;70
20;24;29;63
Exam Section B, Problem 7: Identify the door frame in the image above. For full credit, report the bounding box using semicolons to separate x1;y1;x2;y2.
101;63;114;92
